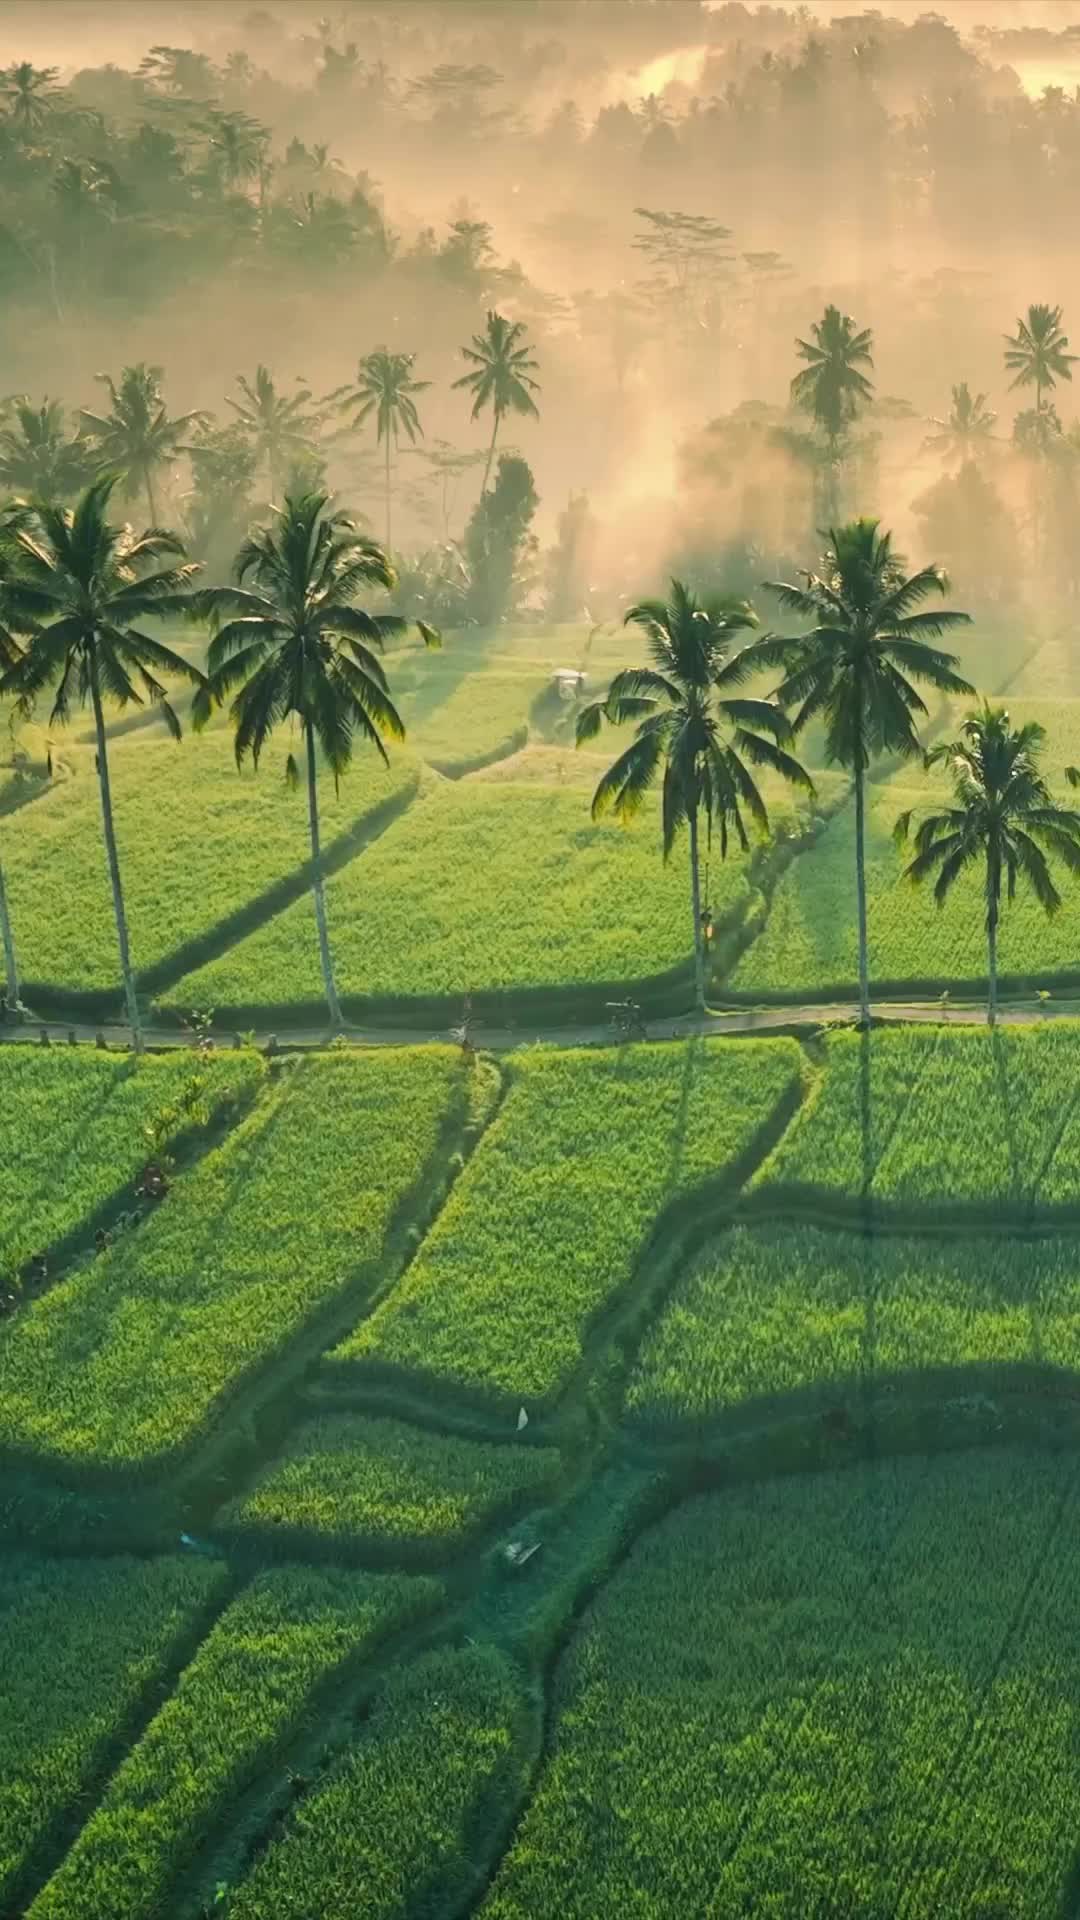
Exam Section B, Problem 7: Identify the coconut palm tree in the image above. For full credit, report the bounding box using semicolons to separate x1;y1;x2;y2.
80;364;206;525
1;61;59;137
332;348;430;549
227;365;320;506
751;519;974;1025
791;305;875;454
453;311;540;494
193;492;438;1028
0;477;206;1049
896;706;1080;1025
0;398;95;501
0;515;28;1009
1004;304;1076;415
575;580;811;1016
924;383;997;468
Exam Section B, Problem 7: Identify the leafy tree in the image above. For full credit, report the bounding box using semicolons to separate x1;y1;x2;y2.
911;461;1020;607
924;383;997;466
1;62;59;136
0;398;95;501
463;454;539;626
402;439;486;541
790;306;875;505
180;421;258;571
632;206;733;331
453;310;540;495
194;493;437;1027
576;581;810;1015
202;107;268;191
80;364;206;525
897;706;1080;1024
752;519;973;1024
0;477;205;1048
226;365;319;505
544;492;599;622
332;349;429;549
1004;303;1076;415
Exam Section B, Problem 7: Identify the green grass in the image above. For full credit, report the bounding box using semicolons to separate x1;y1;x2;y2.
226;1643;526;1920
397;664;545;773
480;1449;1080;1919
5;728;417;997
219;1412;561;1552
28;1566;440;1920
754;1024;1080;1212
0;1048;471;1475
730;703;1080;997
626;1221;1080;1428
0;1552;227;1909
167;781;738;1015
0;1046;264;1281
328;1038;802;1411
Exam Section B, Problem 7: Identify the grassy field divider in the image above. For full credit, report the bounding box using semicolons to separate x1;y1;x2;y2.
26;1566;443;1920
710;777;853;989
429;722;528;779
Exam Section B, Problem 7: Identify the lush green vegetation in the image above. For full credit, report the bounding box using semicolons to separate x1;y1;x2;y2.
331;1038;801;1409
220;1412;561;1551
481;1450;1080;1918
755;1024;1080;1211
226;1644;525;1920
0;1047;263;1282
627;1221;1080;1428
5;728;417;997
28;1566;439;1920
0;1049;467;1473
0;1552;227;1909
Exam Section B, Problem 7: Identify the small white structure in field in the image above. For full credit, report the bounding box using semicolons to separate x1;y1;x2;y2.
553;669;586;701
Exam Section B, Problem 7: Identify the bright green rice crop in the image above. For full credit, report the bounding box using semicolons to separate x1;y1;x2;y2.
0;1047;264;1279
755;1023;1080;1211
0;1048;466;1473
731;707;1080;997
626;1221;1080;1428
479;1449;1080;1919
5;728;416;995
28;1566;440;1920
227;1643;525;1920
397;663;545;773
329;1038;802;1410
0;1552;227;1908
219;1411;561;1551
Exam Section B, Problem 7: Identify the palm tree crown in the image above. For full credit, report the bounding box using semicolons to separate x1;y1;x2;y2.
0;398;95;501
790;304;875;448
332;348;430;548
897;705;1080;1023
576;579;811;1013
453;310;540;493
1004;303;1076;412
227;365;320;505
924;383;997;466
752;518;974;1021
2;61;59;135
80;364;206;525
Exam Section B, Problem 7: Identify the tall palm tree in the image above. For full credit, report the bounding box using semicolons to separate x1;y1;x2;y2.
896;706;1080;1025
1004;304;1076;415
1;62;59;136
0;477;206;1050
791;305;875;455
193;492;438;1028
0;515;28;1010
751;519;973;1025
575;581;811;1015
227;365;320;505
80;364;206;525
331;348;429;549
0;398;95;501
453;311;540;494
924;383;997;467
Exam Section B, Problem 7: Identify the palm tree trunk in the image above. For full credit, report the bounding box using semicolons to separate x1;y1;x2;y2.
986;901;998;1029
853;763;870;1026
688;805;706;1017
144;464;157;526
306;726;343;1030
90;665;142;1054
268;450;278;507
384;430;392;551
0;860;20;1009
480;409;501;495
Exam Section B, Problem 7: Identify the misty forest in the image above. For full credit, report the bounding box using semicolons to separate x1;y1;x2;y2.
13;6;1080;1919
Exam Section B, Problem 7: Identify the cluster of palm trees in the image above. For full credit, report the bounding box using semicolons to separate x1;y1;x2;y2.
0;308;541;561
582;520;1080;1028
